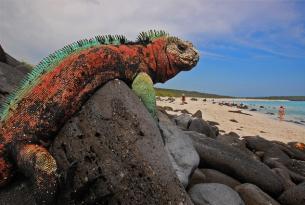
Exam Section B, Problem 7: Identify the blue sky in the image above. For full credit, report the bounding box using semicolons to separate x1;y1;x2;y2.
1;0;305;97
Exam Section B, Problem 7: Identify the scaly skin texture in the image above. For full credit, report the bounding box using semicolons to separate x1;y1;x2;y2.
0;34;199;204
132;72;157;118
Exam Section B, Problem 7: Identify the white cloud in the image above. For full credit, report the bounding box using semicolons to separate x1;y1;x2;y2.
0;0;304;63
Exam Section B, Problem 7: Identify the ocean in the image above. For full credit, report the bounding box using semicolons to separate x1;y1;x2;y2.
230;100;305;124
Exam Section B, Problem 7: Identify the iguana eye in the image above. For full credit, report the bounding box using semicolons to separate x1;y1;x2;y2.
177;44;187;52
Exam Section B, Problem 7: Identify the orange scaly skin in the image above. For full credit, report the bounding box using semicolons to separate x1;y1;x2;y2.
0;36;199;204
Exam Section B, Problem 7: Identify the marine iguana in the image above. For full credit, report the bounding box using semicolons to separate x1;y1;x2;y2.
0;30;199;204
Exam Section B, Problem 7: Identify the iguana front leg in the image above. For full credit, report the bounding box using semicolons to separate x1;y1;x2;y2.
15;143;58;204
132;72;157;119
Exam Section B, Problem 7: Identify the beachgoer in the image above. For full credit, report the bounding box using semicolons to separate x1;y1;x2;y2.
278;106;285;121
181;93;186;104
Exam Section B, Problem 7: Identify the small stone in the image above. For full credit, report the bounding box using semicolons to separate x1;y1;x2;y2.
278;182;305;205
192;110;202;118
188;183;245;205
200;169;241;189
235;183;280;205
188;169;206;188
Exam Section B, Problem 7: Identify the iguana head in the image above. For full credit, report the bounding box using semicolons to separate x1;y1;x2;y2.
138;31;199;83
165;36;199;74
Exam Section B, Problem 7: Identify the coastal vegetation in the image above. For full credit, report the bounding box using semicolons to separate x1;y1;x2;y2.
155;88;231;98
155;88;305;101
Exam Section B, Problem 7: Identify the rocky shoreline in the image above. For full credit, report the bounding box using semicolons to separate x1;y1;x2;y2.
158;101;305;204
1;46;305;204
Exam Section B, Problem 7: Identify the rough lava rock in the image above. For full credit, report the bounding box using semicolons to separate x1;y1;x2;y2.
192;110;202;119
244;136;291;166
278;182;305;205
272;168;296;191
216;133;259;161
200;169;241;189
0;47;31;104
188;118;216;139
0;80;193;205
0;177;35;205
49;80;193;204
188;183;245;205
289;159;305;177
272;141;305;161
174;113;193;130
0;44;7;63
187;132;284;197
235;183;280;205
158;110;200;188
188;169;206;189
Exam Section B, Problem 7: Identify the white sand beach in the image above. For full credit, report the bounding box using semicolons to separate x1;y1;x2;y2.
157;97;305;143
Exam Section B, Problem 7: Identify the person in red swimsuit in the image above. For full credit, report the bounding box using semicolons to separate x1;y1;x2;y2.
278;105;285;121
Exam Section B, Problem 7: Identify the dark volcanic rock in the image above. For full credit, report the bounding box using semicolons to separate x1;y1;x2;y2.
162;106;174;111
158;111;199;187
216;133;259;161
14;63;32;75
5;53;21;67
0;176;35;205
272;168;295;191
278;182;305;205
244;136;291;166
264;159;305;184
188;183;245;205
174;113;193;130
0;62;30;104
49;80;192;204
207;120;219;126
166;97;175;103
210;125;219;137
188;133;284;196
188;118;216;138
188;169;206;188
192;110;202;118
157;107;177;119
216;132;241;146
200;169;241;189
0;44;7;63
228;110;252;116
266;112;275;115
272;141;305;161
235;183;280;205
180;109;191;114
290;159;305;177
0;47;30;105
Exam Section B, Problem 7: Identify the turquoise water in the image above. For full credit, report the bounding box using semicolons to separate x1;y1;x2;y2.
231;100;305;123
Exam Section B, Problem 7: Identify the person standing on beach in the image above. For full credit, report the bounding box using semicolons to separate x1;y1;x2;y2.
181;93;186;105
278;106;285;121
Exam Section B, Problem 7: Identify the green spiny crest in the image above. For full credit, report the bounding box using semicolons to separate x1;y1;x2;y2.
0;30;169;122
0;34;130;121
167;36;180;44
137;30;168;43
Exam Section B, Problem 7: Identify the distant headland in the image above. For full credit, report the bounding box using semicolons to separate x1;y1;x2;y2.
155;88;305;101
